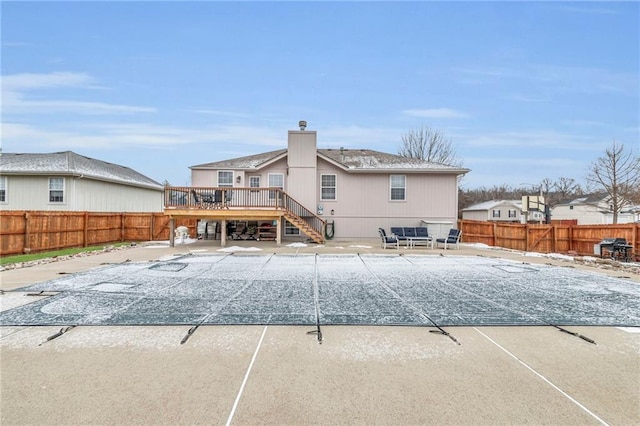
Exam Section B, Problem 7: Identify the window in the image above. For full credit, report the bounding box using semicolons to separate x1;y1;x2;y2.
49;177;64;203
320;174;336;200
249;176;260;188
268;173;284;200
508;209;517;218
0;176;6;202
390;175;406;201
285;220;300;236
492;209;501;218
218;171;233;187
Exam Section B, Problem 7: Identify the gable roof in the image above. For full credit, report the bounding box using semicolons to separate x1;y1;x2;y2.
554;192;609;206
191;148;469;174
462;200;522;212
0;151;163;190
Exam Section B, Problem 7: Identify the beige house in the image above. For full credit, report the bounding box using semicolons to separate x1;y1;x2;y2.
180;122;469;241
551;193;640;225
0;151;164;212
461;200;525;223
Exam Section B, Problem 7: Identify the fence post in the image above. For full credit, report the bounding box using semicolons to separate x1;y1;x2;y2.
84;212;89;247
493;222;497;246
121;213;125;242
525;223;529;252
150;213;154;241
24;212;31;253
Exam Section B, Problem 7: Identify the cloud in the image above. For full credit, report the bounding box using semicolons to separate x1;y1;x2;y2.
1;71;156;115
461;130;603;151
403;108;468;119
1;121;287;152
2;72;98;90
557;5;620;15
455;64;637;95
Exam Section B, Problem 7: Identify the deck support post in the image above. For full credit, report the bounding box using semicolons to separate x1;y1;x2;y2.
276;218;282;246
221;219;227;247
169;218;175;247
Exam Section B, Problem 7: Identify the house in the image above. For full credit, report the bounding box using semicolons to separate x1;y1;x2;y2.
551;193;640;225
0;151;164;212
461;200;524;223
168;121;469;243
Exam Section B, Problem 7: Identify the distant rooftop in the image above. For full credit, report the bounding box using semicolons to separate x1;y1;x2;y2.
0;151;163;190
462;200;522;211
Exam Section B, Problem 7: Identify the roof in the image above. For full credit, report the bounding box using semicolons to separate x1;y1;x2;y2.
554;192;609;206
191;148;469;174
462;200;522;212
191;149;287;170
0;151;163;190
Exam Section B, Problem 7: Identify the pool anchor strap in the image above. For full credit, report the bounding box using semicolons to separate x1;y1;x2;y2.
555;325;596;345
40;325;77;345
180;324;200;345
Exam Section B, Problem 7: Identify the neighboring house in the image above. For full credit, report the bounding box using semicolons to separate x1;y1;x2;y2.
0;151;164;212
551;193;640;225
461;200;525;223
188;123;469;239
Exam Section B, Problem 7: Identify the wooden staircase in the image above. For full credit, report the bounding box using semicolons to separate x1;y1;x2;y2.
283;211;325;244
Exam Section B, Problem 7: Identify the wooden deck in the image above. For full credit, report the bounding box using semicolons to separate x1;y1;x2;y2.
163;186;325;246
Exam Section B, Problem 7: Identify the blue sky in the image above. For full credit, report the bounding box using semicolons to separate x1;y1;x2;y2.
2;1;638;189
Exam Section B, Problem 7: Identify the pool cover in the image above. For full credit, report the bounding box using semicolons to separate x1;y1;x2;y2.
1;254;638;327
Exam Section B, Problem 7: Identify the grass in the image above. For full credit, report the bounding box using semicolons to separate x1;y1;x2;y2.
0;243;132;266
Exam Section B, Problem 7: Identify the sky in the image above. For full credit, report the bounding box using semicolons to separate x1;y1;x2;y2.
1;1;638;190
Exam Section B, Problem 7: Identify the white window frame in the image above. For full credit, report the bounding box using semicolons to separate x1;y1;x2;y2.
268;173;284;200
0;176;6;203
249;176;260;188
49;177;65;203
320;174;336;201
508;209;517;218
389;175;406;201
492;209;501;218
218;171;233;187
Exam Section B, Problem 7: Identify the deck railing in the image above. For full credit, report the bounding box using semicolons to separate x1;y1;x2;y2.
164;186;325;239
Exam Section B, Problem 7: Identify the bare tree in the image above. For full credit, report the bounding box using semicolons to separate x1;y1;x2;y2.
586;140;640;224
538;177;583;206
398;125;462;166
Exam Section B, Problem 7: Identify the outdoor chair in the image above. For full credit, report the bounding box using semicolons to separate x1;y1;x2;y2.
436;228;462;249
213;190;223;208
390;227;405;241
224;189;233;208
378;228;399;249
190;190;206;208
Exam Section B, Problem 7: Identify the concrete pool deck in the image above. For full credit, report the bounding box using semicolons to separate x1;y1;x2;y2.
1;240;639;425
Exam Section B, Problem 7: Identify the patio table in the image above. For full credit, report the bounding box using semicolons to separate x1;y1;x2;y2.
406;236;434;249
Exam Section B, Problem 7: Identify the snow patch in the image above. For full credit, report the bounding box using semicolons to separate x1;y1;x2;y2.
217;246;263;253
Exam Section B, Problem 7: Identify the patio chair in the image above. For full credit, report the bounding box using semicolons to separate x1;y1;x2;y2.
224;189;233;208
378;228;399;249
436;228;462;249
213;190;223;208
390;227;406;241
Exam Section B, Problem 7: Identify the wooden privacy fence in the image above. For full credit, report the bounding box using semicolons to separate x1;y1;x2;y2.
0;211;196;256
459;219;640;259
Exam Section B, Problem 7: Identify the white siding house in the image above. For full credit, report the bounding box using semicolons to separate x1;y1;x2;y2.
189;123;469;239
0;151;164;212
551;193;640;224
462;200;524;223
